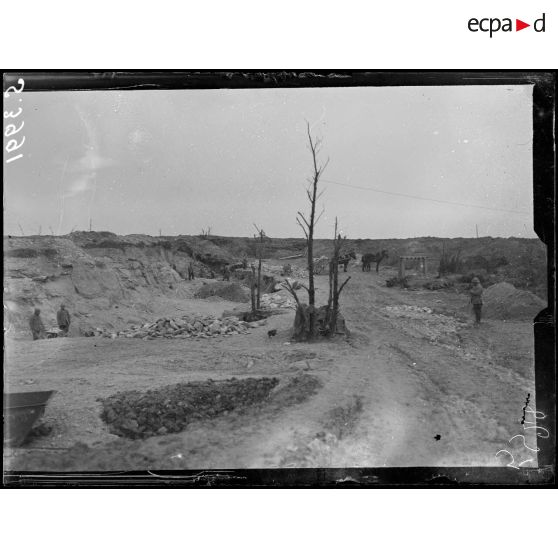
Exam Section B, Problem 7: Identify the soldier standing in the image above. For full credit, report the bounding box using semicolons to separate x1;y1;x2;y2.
469;277;484;326
29;308;46;340
57;303;71;336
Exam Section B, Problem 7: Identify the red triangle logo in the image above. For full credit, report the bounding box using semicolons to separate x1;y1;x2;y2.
516;19;530;31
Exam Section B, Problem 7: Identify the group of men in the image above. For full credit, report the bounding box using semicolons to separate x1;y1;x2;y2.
29;304;71;340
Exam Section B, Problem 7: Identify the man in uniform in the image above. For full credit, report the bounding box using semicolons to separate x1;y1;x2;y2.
29;308;46;340
57;303;71;336
469;277;484;326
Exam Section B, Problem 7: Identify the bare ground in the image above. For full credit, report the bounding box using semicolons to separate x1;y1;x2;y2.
4;267;539;470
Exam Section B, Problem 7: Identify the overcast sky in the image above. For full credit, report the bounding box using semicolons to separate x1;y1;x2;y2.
4;84;534;239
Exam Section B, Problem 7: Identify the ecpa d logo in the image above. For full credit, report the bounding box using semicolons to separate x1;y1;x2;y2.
468;13;546;37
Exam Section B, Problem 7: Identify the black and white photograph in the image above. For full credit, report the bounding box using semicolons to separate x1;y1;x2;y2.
3;72;555;486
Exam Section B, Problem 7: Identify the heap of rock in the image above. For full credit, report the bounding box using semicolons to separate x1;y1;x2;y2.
100;377;280;439
260;292;297;310
97;315;252;340
383;305;463;341
261;262;308;279
384;305;433;316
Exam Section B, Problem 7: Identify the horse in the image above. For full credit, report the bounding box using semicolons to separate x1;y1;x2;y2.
337;250;356;272
361;250;388;272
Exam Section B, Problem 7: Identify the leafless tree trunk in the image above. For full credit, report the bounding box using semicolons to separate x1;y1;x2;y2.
291;122;328;340
250;264;257;314
326;219;351;337
253;224;266;310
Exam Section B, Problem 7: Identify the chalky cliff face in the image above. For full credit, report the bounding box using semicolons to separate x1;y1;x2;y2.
3;232;229;337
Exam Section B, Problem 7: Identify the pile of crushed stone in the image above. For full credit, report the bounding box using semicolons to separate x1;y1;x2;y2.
195;282;250;303
482;282;546;320
260;292;297;310
258;262;308;279
97;315;252;339
100;377;280;439
383;305;464;342
385;305;434;316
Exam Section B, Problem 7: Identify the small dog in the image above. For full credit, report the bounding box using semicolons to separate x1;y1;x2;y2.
267;329;277;339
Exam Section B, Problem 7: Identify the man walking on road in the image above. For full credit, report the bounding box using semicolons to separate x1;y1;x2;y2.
469;277;484;326
57;303;71;336
29;308;46;340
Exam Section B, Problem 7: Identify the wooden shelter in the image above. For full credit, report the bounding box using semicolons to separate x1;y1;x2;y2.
398;255;428;279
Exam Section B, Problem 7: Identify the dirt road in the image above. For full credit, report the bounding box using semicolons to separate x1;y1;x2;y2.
4;267;538;470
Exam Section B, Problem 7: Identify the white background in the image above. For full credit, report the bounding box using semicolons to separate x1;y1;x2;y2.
2;489;556;556
2;1;555;555
1;1;556;68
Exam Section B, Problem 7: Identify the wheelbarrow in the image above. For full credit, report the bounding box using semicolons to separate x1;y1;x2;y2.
45;327;64;339
3;390;55;447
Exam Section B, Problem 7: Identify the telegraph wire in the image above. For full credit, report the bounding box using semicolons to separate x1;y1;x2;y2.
321;179;531;216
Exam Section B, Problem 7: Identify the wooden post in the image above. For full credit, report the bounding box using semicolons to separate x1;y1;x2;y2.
398;257;405;280
423;257;427;276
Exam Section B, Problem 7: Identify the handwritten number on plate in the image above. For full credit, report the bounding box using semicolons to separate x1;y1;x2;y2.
524;406;546;420
4;107;23;119
4;78;25;98
496;449;519;469
524;425;550;439
5;136;25;153
509;434;539;453
5;121;24;137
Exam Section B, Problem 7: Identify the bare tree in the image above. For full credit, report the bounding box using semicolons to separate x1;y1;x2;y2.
253;224;267;310
48;226;55;236
18;223;25;236
286;122;328;340
200;226;212;239
249;264;257;315
325;219;351;336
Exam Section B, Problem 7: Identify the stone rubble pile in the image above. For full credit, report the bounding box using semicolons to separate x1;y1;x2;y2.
261;263;308;279
97;315;254;340
384;305;433;316
260;292;297;310
100;377;280;439
383;304;464;342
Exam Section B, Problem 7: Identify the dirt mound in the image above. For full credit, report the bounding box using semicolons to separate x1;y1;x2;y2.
100;377;280;439
195;281;250;302
483;282;546;320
